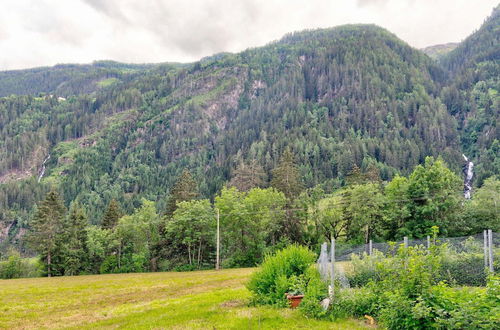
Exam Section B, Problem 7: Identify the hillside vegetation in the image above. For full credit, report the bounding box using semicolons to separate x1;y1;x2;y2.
0;7;498;259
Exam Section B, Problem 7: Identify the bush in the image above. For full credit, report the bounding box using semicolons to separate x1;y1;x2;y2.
299;265;329;318
422;276;500;329
346;249;386;287
0;254;42;279
247;245;316;306
327;243;500;330
440;253;487;286
329;286;379;320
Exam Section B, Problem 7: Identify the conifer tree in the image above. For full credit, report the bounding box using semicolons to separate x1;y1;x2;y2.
270;148;303;200
27;190;66;277
228;160;266;192
101;199;122;229
63;203;88;275
166;169;199;216
346;164;364;185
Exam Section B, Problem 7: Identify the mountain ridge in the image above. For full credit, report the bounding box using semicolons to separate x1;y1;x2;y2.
0;16;498;252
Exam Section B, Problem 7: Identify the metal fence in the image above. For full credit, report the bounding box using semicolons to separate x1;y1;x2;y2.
318;230;498;288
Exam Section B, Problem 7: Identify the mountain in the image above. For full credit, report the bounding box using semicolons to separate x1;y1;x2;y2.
421;43;458;60
440;4;500;184
0;12;498;252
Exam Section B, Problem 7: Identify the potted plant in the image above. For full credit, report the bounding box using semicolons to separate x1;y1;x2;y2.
285;275;306;308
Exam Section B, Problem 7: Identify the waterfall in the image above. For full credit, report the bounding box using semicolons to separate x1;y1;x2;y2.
38;154;51;183
462;154;474;199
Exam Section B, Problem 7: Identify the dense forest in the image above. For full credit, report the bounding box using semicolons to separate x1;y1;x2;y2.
0;6;498;275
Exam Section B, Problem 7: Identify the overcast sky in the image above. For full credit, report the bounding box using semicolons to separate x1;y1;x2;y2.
0;0;497;70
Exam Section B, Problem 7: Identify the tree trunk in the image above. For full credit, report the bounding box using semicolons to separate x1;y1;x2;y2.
365;224;370;245
118;243;121;269
188;243;192;265
47;251;52;277
197;240;202;268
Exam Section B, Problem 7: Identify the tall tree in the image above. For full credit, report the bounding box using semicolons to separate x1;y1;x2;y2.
344;183;385;244
27;190;66;277
270;148;303;200
228;160;266;192
63;203;88;275
166;169;199;216
406;157;462;237
101;199;122;229
166;199;215;267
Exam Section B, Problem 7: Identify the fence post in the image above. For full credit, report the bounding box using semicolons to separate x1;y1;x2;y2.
330;237;335;298
426;235;430;249
488;229;494;273
369;239;373;256
484;230;488;270
404;236;408;248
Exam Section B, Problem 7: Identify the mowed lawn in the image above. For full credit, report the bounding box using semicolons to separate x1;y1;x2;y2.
0;268;371;329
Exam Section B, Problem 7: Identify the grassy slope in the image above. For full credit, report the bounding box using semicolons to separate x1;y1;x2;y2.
0;268;370;329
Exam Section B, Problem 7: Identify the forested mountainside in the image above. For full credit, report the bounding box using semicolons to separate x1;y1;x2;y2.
0;7;498;253
439;4;499;184
421;43;458;60
0;61;170;98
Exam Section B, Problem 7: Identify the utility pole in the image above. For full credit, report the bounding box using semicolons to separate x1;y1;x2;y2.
216;208;220;270
330;236;335;298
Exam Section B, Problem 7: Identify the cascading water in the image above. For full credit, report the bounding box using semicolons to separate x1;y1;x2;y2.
38;154;51;183
462;154;473;199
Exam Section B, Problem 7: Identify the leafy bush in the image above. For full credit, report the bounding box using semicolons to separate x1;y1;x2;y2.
328;243;500;330
0;254;42;279
424;278;500;329
247;245;316;306
346;249;386;287
329;286;379;319
299;265;329;318
440;253;487;286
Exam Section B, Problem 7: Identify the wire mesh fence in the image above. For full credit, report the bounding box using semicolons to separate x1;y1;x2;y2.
318;230;499;288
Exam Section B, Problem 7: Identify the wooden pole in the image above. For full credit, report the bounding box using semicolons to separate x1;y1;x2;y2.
369;239;373;256
404;236;408;248
216;208;220;270
330;236;335;298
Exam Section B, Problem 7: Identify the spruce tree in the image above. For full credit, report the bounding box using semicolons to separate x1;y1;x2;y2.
270;148;303;200
101;199;122;229
63;204;88;275
228;160;266;192
27;190;66;277
166;169;199;216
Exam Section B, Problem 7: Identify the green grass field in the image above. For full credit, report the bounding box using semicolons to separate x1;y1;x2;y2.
0;268;371;329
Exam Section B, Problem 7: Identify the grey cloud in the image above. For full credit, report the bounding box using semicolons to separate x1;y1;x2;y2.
0;0;497;70
83;0;130;23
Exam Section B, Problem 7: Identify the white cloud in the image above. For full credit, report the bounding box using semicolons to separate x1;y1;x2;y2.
0;0;497;70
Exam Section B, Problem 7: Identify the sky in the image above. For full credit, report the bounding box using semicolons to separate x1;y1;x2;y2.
0;0;497;70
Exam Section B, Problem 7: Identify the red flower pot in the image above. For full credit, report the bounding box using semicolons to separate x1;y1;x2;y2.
286;294;304;308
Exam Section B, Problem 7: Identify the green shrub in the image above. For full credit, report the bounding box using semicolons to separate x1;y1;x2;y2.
247;245;316;306
422;276;500;329
440;253;487;286
0;253;43;279
329;286;379;320
299;265;329;318
347;250;386;287
328;244;499;330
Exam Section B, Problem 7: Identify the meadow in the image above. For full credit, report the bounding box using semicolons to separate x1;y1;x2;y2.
0;268;370;329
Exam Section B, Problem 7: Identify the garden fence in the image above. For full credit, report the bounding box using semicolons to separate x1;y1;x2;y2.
317;230;499;288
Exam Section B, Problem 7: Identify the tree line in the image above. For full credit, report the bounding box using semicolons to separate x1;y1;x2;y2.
24;150;499;277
